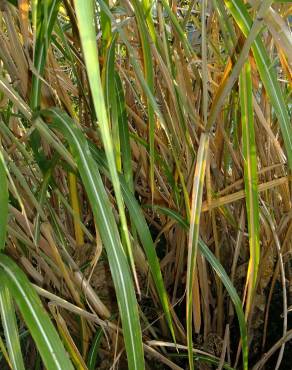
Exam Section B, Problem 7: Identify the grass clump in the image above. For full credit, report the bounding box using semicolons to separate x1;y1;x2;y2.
0;0;291;369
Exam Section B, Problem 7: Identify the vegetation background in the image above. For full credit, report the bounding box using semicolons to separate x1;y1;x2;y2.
0;0;291;369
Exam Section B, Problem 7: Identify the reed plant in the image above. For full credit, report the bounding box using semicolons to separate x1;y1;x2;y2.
0;0;291;369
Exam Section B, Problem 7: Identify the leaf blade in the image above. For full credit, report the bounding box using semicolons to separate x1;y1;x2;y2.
0;152;8;251
73;0;139;300
0;286;25;370
39;108;145;370
186;133;209;370
149;206;248;370
239;61;260;315
225;0;292;170
0;254;74;370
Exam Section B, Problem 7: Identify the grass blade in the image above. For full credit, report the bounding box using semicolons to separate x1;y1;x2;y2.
87;329;103;370
115;73;134;193
207;0;273;133
30;0;60;109
150;206;248;370
99;0;112;54
39;107;145;370
103;33;121;171
0;334;12;369
198;241;248;369
212;0;236;56
186;133;209;370
225;0;292;170
142;0;156;44
0;254;74;370
0;2;287;368
160;0;193;57
73;0;139;297
120;179;176;342
50;306;88;370
0;152;8;251
239;61;260;315
0;286;25;370
89;143;175;341
131;0;156;196
29;0;60;173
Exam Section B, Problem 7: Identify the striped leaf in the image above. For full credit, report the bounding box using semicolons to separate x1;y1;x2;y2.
131;0;156;196
73;0;139;297
87;329;103;370
186;133;209;370
0;254;74;370
89;143;176;342
39;108;145;370
115;73;134;193
225;0;292;170
239;61;260;315
150;205;248;370
0;286;25;370
0;152;8;251
30;0;60;109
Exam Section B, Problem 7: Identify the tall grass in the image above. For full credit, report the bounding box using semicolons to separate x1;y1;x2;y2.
0;0;291;369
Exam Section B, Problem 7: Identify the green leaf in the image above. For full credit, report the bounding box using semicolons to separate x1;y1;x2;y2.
171;352;236;369
131;0;156;195
0;335;12;368
87;328;103;370
225;0;292;170
89;143;175;341
151;206;248;370
198;240;248;370
186;133;209;370
0;286;25;370
0;254;74;370
141;0;157;44
122;188;176;342
73;0;139;299
115;73;134;193
239;61;260;314
212;0;236;56
160;0;193;57
39;108;145;370
103;33;121;171
29;0;61;173
98;0;191;216
30;0;60;109
0;152;8;251
99;0;112;54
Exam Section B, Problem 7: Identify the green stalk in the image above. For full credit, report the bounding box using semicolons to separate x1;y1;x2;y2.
239;61;260;315
89;143;176;342
131;0;156;197
30;0;60;109
115;73;134;193
40;107;145;370
0;255;74;370
225;0;292;170
103;34;121;171
186;134;209;370
73;0;140;297
0;152;8;251
0;287;25;370
151;205;248;370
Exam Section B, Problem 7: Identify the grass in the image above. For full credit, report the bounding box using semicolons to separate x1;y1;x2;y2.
0;0;291;369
